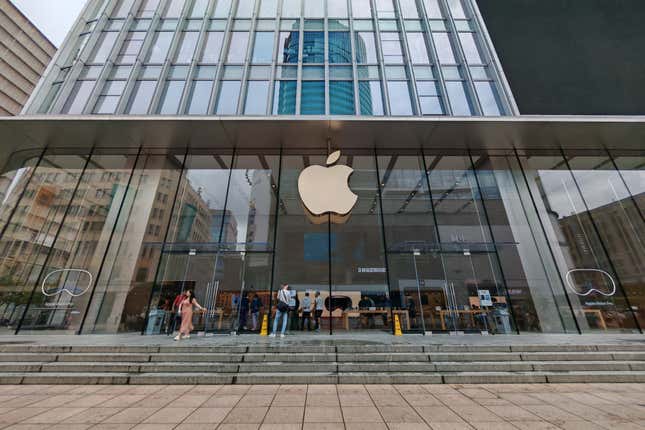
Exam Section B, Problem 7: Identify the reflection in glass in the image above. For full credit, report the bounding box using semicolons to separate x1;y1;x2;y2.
174;31;199;63
301;81;325;114
433;32;456;64
146;31;173;63
126;81;156;114
355;32;377;63
226;32;250;62
446;81;474;115
273;81;297;114
328;32;352;63
244;81;270;114
252;32;274;63
200;32;224;63
157;80;186;114
359;81;384;115
387;81;414;115
303;32;324;63
215;81;241;114
186;80;214;114
62;81;95;114
330;81;354;114
474;81;502;116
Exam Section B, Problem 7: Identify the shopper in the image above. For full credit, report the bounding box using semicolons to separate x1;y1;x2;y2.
301;292;312;331
251;294;262;331
314;291;324;331
238;292;249;331
290;292;300;331
271;284;290;338
169;291;186;335
175;290;205;341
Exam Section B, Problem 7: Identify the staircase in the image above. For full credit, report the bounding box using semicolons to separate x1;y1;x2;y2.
0;342;644;384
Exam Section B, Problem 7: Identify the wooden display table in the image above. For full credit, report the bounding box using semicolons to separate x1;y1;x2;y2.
439;309;489;330
342;309;410;330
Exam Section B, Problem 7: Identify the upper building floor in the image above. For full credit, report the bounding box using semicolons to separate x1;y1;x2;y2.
23;0;517;117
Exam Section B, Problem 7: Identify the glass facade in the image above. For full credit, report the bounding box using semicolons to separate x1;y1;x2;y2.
0;147;642;335
31;0;512;116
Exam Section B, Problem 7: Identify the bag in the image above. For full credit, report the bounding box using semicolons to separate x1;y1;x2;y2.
277;301;289;312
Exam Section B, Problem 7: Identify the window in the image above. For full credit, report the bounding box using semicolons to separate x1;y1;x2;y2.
446;0;467;19
244;81;270;114
62;81;95;114
417;81;443;115
259;0;278;16
303;32;324;63
89;32;118;63
186;80;214;114
146;31;173;62
227;32;249;62
278;31;299;63
375;0;395;18
433;32;456;64
199;32;224;62
163;0;185;17
406;32;430;64
137;0;161;17
359;81;384;115
330;81;354;114
236;0;255;17
252;32;274;63
304;0;324;17
328;32;351;63
93;80;126;114
126;81;156;113
445;80;473;115
387;81;414;115
190;0;209;17
174;31;199;63
380;32;404;64
213;0;232;17
117;32;145;63
216;81;241;114
301;81;325;114
399;0;419;18
355;32;377;63
327;0;348;17
352;0;372;18
157;80;186;114
282;0;301;17
474;81;502;116
273;80;296;114
458;32;483;64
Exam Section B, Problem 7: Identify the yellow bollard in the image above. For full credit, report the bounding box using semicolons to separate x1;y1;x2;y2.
394;314;403;336
260;314;269;336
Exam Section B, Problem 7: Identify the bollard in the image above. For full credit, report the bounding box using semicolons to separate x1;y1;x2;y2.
394;314;403;336
260;314;269;336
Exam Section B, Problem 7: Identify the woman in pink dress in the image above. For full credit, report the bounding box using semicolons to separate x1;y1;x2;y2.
174;290;205;341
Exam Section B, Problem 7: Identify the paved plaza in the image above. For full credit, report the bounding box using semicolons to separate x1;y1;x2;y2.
0;383;643;429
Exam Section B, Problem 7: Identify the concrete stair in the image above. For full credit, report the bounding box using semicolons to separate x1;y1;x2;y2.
0;342;644;384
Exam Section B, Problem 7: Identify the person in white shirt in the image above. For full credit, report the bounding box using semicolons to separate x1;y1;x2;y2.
270;284;290;338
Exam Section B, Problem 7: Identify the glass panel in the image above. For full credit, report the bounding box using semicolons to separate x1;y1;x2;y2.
302;65;325;79
200;32;225;63
474;81;502;116
236;0;255;17
89;32;118;63
278;31;299;63
146;32;173;63
328;32;352;63
354;32;377;63
186;80;214;114
259;0;278;17
87;154;185;333
62;81;95;114
126;81;156;114
304;0;324;17
459;32;483;64
329;81;354;114
174;32;199;63
521;154;639;331
352;0;372;18
18;154;138;333
613;155;645;215
387;81;414;115
301;81;325;114
399;0;419;18
213;0;232;17
163;0;186;17
446;80;474;115
190;0;209;16
446;0;466;19
157;80;186;114
272;81;297;114
327;0;348;17
215;81;241;114
282;0;301;17
567;155;645;330
331;153;390;332
406;32;430;64
433;32;456;64
375;0;395;18
226;154;280;251
227;32;250;62
380;32;404;64
244;81;270;114
138;0;161;17
303;32;324;63
273;154;330;334
423;0;442;18
252;32;275;63
359;81;384;115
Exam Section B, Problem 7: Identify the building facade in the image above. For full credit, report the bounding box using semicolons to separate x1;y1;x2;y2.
0;0;57;116
0;0;642;336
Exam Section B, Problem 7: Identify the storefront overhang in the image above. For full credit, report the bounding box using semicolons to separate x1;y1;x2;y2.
1;115;644;161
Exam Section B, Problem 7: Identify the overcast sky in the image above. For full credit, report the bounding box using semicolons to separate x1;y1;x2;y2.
12;0;88;47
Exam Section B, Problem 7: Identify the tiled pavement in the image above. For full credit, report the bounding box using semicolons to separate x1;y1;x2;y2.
0;384;643;429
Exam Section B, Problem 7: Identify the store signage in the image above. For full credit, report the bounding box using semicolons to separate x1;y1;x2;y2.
298;150;358;218
358;267;386;273
41;269;93;297
565;268;616;297
478;289;492;306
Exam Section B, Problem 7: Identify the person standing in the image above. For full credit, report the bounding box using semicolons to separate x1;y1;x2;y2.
314;291;324;332
250;294;262;331
169;291;186;335
238;292;249;331
175;290;205;341
301;292;312;331
271;284;290;338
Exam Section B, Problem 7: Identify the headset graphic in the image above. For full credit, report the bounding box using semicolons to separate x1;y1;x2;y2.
565;268;616;297
41;269;93;297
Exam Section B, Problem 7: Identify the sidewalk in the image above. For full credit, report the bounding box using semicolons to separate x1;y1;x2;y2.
0;383;643;429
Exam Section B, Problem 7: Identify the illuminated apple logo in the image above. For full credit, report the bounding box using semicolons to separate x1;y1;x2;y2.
298;150;358;218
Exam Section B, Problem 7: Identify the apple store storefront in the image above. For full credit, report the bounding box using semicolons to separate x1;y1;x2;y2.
0;119;643;336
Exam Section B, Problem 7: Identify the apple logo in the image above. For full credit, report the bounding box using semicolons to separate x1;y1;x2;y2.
298;150;358;221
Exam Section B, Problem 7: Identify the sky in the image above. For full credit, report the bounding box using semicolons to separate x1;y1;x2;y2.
12;0;88;47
